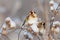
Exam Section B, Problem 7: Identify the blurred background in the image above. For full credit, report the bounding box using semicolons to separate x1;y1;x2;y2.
0;0;60;40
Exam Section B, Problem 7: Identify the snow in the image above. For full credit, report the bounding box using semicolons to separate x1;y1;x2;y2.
49;0;54;4
30;23;39;33
5;17;12;21
53;21;60;26
23;30;33;39
49;0;59;10
54;2;58;10
10;20;16;28
50;6;54;10
2;23;7;28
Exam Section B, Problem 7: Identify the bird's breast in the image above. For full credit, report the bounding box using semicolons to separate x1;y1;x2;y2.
28;18;38;24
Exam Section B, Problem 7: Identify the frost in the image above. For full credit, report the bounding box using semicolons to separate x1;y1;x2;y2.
10;20;16;28
49;0;54;4
23;30;33;39
53;21;60;26
54;27;60;33
5;17;12;21
30;23;39;33
2;23;6;28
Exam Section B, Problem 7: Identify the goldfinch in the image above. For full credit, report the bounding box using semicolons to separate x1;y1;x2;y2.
2;23;6;30
22;10;38;26
53;21;60;26
10;20;16;28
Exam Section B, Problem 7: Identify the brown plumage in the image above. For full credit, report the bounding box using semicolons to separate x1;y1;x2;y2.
37;21;46;34
37;21;45;29
22;10;38;26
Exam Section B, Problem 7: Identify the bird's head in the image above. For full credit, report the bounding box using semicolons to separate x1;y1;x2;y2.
29;10;37;18
49;0;54;6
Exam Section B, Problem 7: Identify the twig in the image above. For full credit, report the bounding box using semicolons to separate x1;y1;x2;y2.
18;27;29;40
37;34;42;40
18;29;22;40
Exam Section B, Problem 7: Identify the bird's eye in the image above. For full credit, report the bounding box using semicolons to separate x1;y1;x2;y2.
29;10;34;14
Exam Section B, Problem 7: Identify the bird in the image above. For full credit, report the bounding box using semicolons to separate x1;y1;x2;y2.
23;30;33;40
22;10;39;36
22;10;38;26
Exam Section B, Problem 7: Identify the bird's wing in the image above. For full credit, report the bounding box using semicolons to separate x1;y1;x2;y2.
22;16;29;26
22;19;26;26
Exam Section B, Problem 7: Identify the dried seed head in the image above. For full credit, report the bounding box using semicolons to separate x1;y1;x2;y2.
50;6;54;11
2;30;7;35
49;0;54;6
5;17;11;25
29;10;37;18
5;17;11;21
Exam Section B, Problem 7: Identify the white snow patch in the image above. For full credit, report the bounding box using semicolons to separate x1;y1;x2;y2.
23;30;33;39
30;23;39;33
53;21;60;26
10;20;16;28
49;0;54;4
